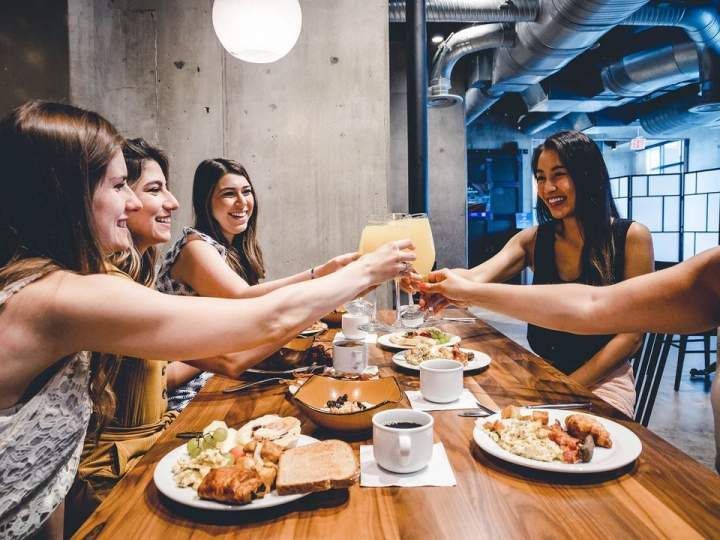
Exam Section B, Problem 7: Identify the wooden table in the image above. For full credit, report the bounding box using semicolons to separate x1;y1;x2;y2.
75;312;720;539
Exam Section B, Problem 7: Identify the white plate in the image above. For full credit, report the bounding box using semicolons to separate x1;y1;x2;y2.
153;434;318;511
392;348;491;372
299;322;328;337
472;410;642;474
377;332;461;350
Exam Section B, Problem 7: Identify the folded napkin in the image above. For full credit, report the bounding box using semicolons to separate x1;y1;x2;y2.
405;389;477;411
332;331;377;345
360;442;457;487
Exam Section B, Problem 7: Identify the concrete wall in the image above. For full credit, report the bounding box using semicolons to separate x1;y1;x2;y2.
0;1;69;117
389;42;468;269
68;0;390;280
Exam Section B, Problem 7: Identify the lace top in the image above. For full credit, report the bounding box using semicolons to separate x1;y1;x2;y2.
156;227;225;410
0;272;92;539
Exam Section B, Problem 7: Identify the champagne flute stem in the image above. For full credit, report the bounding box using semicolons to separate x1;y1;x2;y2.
393;277;402;327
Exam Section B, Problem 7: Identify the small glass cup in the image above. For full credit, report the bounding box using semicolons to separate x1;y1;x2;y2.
400;304;425;328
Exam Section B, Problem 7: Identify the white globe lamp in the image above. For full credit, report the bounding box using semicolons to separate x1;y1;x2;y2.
212;0;303;63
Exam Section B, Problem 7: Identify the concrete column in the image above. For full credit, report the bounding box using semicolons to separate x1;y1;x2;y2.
390;41;468;270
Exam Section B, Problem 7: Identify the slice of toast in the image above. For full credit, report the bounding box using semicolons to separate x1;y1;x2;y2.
276;439;359;495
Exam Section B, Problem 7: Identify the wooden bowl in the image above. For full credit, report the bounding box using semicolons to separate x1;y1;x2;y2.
292;375;404;432
321;306;347;327
253;335;317;370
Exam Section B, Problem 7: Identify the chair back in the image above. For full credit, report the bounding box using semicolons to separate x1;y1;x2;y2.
632;332;673;426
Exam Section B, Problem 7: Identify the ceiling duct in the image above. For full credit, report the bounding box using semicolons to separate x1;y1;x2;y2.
429;23;515;107
601;41;699;97
639;86;720;134
623;2;720;111
518;41;700;133
389;0;539;23
490;0;650;93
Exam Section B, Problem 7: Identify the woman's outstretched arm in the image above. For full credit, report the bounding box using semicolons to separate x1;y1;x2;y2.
420;246;720;335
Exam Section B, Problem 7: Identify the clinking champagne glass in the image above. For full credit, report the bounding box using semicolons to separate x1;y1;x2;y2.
358;213;435;331
394;213;436;327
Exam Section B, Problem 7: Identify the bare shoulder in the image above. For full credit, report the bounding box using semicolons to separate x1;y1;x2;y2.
179;235;225;263
515;225;539;249
626;221;652;245
2;271;145;334
173;235;226;280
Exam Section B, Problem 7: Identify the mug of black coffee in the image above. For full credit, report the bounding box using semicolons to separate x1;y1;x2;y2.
372;409;433;473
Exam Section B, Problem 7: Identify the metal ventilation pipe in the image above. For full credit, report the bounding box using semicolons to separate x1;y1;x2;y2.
640;88;720;135
429;24;515;107
389;0;539;23
464;52;501;124
623;2;720;110
601;41;699;97
490;0;650;92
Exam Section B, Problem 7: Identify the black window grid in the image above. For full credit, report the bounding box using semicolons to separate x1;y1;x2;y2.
610;168;720;262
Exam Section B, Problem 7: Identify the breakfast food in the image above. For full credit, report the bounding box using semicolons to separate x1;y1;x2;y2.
276;440;359;495
404;343;474;366
172;417;295;503
171;416;359;506
321;393;374;414
565;413;612;448
197;465;264;504
236;415;301;449
389;327;452;347
481;406;609;464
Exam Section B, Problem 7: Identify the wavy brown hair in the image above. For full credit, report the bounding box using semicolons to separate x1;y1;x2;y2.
110;138;171;287
0;100;124;433
533;131;620;285
191;158;265;284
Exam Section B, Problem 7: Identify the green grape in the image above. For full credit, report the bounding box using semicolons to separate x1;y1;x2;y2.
213;427;228;443
202;432;217;449
186;437;201;458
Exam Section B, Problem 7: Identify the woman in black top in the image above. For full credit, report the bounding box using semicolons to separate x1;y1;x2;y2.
424;131;654;415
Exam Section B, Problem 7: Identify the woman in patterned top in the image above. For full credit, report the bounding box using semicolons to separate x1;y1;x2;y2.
156;159;361;410
0;101;415;538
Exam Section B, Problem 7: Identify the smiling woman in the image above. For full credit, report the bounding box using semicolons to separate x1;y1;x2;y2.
421;131;655;417
0;101;414;539
155;158;364;411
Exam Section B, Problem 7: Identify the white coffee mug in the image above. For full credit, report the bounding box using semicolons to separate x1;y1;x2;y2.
342;313;369;339
333;339;368;373
420;359;463;403
372;409;434;473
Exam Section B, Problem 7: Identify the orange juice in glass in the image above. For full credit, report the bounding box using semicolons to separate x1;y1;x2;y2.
358;213;435;329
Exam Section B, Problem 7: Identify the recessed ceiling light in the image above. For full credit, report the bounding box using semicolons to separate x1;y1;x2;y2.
431;34;444;44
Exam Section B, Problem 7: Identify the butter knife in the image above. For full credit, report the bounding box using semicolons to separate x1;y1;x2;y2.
222;377;285;394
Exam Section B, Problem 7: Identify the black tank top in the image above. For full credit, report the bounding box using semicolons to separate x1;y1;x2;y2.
526;219;633;375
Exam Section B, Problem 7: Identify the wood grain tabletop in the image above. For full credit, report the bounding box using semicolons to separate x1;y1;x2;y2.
74;311;720;539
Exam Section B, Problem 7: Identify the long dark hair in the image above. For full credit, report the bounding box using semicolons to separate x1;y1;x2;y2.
0;100;124;431
192;158;265;284
532;131;620;285
112;137;171;287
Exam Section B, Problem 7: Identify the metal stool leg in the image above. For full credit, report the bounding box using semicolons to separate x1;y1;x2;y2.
704;334;712;388
674;335;688;391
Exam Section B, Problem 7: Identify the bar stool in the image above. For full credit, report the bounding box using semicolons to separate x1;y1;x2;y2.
673;330;716;390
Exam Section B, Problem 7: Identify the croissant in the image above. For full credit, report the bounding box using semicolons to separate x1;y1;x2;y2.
197;465;263;505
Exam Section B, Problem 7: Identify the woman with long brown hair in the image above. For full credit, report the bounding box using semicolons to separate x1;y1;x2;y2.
156;158;361;410
420;131;654;416
0;101;414;539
